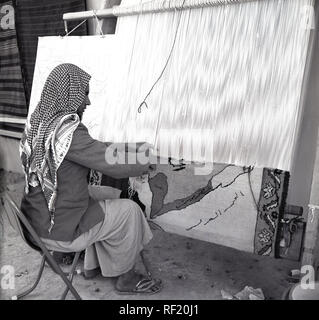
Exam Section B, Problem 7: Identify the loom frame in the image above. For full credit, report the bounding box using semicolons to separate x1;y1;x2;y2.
61;0;319;276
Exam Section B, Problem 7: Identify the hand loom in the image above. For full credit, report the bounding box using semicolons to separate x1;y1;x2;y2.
28;0;316;259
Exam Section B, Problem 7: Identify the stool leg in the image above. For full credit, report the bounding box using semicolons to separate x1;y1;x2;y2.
45;253;81;300
61;252;81;300
15;256;45;299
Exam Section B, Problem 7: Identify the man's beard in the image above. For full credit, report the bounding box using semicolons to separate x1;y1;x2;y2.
77;112;83;121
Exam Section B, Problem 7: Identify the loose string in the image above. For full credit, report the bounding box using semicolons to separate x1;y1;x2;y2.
64;10;105;37
128;179;137;199
93;10;105;37
137;0;187;113
308;204;319;223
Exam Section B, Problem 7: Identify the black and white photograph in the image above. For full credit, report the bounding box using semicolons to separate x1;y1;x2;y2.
0;0;319;307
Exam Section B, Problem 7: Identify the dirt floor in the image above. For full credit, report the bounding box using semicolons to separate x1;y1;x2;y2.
0;170;299;300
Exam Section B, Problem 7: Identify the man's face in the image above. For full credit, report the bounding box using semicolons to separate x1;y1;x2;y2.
78;84;91;120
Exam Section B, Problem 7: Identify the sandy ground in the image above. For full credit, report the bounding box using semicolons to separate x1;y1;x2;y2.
0;170;299;300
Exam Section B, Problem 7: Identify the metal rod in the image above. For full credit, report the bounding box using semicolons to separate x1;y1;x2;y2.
17;256;46;299
61;252;81;300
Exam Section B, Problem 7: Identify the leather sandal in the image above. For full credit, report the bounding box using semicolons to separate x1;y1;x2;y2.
115;278;163;295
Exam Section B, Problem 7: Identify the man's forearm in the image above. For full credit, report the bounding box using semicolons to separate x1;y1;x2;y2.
108;142;145;153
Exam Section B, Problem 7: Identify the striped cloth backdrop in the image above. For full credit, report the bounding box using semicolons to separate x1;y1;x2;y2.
0;0;88;138
0;0;27;138
14;0;88;105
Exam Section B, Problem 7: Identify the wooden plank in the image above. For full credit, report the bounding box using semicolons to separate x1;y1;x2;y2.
300;3;319;277
302;132;319;272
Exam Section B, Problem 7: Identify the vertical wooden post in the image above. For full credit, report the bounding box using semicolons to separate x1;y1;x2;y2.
86;0;121;35
300;3;319;278
302;132;319;277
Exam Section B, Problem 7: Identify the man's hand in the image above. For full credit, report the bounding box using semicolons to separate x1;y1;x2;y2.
137;151;157;174
103;142;157;178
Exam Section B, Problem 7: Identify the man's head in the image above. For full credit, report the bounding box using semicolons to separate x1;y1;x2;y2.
77;84;91;120
35;63;91;121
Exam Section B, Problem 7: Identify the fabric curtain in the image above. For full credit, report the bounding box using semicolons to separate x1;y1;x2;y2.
14;0;88;105
0;0;27;138
0;0;88;138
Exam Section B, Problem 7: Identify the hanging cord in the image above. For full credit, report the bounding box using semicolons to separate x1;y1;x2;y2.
64;19;88;36
246;165;260;211
138;0;187;113
64;11;104;37
308;204;319;223
93;10;105;37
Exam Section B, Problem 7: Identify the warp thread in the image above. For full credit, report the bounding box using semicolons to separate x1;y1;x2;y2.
98;0;314;171
112;0;256;17
138;0;187;114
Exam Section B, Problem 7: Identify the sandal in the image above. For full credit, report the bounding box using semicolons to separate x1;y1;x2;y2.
116;278;163;295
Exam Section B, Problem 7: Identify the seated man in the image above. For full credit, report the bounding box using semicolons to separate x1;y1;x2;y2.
20;63;161;295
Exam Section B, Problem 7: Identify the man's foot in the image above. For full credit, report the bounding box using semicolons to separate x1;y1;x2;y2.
115;268;162;295
83;267;101;279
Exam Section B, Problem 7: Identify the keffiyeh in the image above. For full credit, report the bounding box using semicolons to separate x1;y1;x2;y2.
20;63;91;233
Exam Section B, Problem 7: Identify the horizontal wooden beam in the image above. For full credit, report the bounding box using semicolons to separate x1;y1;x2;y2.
63;0;256;22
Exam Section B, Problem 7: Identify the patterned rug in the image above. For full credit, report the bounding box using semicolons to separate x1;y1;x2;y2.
253;168;290;257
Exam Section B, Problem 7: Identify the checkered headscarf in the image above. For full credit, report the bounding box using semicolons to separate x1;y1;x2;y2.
20;63;91;233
